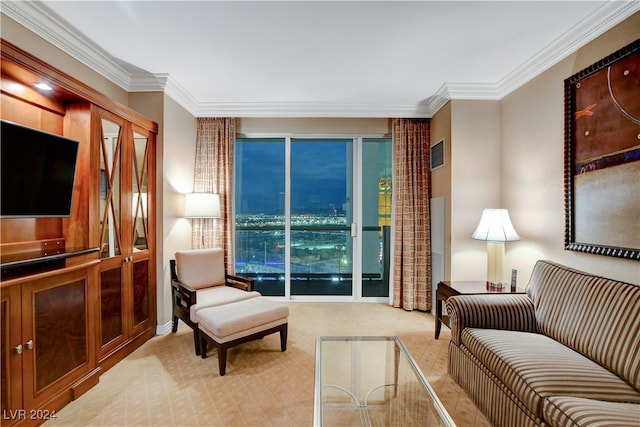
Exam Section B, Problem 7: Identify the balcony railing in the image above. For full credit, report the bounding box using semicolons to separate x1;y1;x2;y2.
235;225;390;297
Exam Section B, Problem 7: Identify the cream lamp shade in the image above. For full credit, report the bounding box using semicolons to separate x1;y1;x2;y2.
183;193;221;218
471;209;520;242
472;209;520;285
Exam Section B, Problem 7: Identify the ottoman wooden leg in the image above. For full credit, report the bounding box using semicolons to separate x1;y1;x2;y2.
200;333;228;376
200;335;208;359
193;328;201;356
218;343;228;376
280;324;288;351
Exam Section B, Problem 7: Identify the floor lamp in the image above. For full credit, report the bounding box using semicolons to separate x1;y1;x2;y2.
184;193;221;248
472;209;520;287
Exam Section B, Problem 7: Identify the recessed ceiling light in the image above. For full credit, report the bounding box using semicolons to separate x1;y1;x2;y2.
8;82;24;92
34;82;53;91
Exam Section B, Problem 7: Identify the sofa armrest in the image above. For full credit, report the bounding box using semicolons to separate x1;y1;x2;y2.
225;274;256;292
445;294;537;345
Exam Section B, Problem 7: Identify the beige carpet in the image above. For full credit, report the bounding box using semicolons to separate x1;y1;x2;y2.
44;302;490;426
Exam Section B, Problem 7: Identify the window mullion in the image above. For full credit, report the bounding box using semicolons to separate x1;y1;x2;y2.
353;137;363;300
284;136;291;299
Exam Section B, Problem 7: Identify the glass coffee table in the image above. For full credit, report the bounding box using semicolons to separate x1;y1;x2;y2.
314;336;455;426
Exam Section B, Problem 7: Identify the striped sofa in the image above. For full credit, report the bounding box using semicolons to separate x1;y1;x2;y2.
445;260;640;426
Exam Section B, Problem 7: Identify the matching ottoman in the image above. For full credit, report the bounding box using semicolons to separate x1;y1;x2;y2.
196;297;289;375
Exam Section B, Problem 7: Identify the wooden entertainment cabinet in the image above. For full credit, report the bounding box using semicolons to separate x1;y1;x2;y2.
1;40;157;426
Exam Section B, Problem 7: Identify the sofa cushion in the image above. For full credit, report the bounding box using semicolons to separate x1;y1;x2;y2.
543;396;640;427
189;286;260;322
461;328;640;418
526;260;640;390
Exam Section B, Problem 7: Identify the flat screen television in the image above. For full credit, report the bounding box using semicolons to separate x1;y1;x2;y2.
1;120;79;218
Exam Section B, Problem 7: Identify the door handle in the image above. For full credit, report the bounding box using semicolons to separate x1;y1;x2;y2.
25;339;33;350
14;344;22;355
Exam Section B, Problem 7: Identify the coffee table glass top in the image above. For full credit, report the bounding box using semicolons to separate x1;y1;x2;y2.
314;336;455;427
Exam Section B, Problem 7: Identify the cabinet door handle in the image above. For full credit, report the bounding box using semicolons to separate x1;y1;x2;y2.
25;340;33;350
14;344;23;355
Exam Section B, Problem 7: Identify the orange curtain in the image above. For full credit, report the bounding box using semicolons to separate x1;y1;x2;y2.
392;118;431;311
193;117;236;272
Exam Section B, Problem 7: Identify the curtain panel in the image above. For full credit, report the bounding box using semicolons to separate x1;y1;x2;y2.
193;117;236;272
392;118;432;311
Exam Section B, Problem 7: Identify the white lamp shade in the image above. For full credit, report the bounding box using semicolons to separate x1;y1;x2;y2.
184;193;221;218
471;209;520;242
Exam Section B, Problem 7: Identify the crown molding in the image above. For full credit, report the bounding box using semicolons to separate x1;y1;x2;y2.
3;0;638;118
423;1;640;116
159;75;201;112
446;83;502;100
2;0;134;90
128;73;169;92
494;0;640;99
190;101;422;118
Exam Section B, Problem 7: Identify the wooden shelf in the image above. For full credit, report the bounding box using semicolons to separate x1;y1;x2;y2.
1;247;99;280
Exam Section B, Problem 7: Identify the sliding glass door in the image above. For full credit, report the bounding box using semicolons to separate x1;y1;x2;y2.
235;136;391;300
235;139;286;296
361;138;392;297
290;139;352;295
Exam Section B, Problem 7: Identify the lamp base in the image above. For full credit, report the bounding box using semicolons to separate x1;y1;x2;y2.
486;241;506;285
485;281;505;291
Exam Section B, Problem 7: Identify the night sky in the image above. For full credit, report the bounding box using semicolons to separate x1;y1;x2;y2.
236;139;348;215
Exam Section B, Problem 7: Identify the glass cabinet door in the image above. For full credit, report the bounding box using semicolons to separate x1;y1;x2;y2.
131;127;152;328
97;112;155;356
98;114;125;350
132;130;149;252
99;117;122;259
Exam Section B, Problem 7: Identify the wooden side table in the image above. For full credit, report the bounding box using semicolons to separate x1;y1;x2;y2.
435;281;525;339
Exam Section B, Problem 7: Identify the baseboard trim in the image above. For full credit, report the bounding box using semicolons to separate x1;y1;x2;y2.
156;321;173;336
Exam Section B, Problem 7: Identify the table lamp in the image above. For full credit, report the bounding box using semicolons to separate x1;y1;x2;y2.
184;192;221;247
472;209;520;286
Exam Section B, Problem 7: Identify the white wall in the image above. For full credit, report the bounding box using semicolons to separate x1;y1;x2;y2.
500;13;640;285
159;95;197;331
442;15;640;287
237;117;391;135
500;58;571;286
449;100;502;281
6;8;636;308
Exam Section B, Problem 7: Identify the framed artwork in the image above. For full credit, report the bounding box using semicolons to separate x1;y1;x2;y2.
564;39;640;260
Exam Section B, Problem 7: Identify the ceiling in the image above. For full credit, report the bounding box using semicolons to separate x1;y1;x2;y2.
3;1;639;117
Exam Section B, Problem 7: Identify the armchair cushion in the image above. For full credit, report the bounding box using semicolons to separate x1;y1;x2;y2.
189;286;261;322
175;248;226;289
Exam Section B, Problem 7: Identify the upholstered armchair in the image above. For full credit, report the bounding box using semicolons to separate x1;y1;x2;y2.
170;248;259;355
